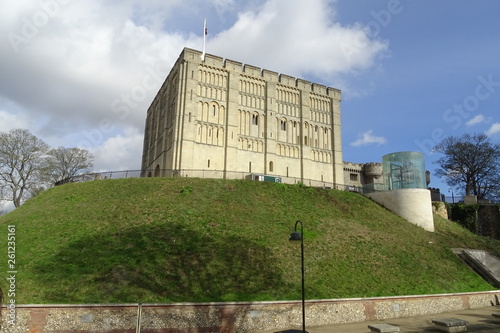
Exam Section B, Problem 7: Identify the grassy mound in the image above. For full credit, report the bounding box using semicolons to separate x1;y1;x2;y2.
1;177;499;304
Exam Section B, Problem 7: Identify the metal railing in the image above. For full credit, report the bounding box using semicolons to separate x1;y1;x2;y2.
444;195;500;204
57;169;495;203
54;170;144;185
54;168;367;193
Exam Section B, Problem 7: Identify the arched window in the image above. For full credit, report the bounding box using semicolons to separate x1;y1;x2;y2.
252;114;259;125
269;161;274;172
281;120;287;131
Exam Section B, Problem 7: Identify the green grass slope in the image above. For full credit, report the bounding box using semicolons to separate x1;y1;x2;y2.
1;177;499;304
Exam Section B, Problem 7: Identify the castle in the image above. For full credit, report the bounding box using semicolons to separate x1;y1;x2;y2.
141;48;436;231
141;47;381;189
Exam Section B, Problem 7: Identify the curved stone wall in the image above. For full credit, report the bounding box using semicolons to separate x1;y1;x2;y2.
365;188;434;232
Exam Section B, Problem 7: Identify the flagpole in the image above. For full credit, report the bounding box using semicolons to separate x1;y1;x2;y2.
201;18;207;61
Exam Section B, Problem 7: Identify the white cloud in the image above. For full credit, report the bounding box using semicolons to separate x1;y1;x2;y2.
466;114;485;126
350;130;387;147
90;127;144;171
209;0;388;83
485;123;500;137
0;110;34;133
0;201;15;214
0;0;389;172
0;1;196;137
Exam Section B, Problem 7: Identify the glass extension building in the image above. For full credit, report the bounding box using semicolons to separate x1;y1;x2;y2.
382;151;426;190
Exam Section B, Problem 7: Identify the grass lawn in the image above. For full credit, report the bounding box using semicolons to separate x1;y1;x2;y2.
1;177;499;304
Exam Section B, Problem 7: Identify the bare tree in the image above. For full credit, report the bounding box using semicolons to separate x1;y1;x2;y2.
0;129;49;207
0;198;5;216
434;133;500;200
43;147;94;184
0;185;4;202
0;205;7;216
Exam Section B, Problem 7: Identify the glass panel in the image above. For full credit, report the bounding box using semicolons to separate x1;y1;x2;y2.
382;151;426;190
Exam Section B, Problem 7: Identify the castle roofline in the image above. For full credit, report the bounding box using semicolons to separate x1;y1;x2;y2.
180;47;341;98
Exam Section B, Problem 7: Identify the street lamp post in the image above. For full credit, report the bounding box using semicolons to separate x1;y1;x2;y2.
448;188;455;203
289;220;307;333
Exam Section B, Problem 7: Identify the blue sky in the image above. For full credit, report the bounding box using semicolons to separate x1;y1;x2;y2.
336;1;500;192
1;0;499;199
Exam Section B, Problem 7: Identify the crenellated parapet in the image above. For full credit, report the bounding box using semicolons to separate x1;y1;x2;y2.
364;162;383;177
243;64;262;77
262;69;279;81
343;161;364;173
343;161;384;187
225;59;243;72
182;48;340;98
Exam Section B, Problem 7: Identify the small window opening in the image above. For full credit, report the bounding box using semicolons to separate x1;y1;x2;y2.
252;114;258;125
281;120;287;131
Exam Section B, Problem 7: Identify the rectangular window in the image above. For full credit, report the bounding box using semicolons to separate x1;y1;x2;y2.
350;173;358;181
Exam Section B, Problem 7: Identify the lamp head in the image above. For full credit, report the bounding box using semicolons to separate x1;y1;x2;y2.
289;231;302;241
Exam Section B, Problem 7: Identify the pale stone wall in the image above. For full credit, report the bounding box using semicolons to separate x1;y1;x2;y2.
343;161;364;187
343;162;384;190
464;195;478;205
142;48;344;186
365;188;435;232
433;201;449;219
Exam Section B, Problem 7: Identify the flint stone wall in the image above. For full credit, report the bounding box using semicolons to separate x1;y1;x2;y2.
1;291;500;333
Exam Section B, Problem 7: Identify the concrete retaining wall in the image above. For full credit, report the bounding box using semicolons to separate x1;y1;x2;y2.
2;291;500;332
365;188;435;232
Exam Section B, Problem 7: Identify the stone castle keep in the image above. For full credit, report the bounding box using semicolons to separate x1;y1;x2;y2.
142;47;349;187
141;47;391;193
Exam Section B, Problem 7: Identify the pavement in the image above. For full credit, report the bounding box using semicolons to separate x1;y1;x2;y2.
265;305;500;332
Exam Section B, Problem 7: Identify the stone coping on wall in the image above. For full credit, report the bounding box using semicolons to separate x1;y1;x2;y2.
8;290;498;308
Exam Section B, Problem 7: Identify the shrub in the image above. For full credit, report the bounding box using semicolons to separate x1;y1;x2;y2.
449;203;478;232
